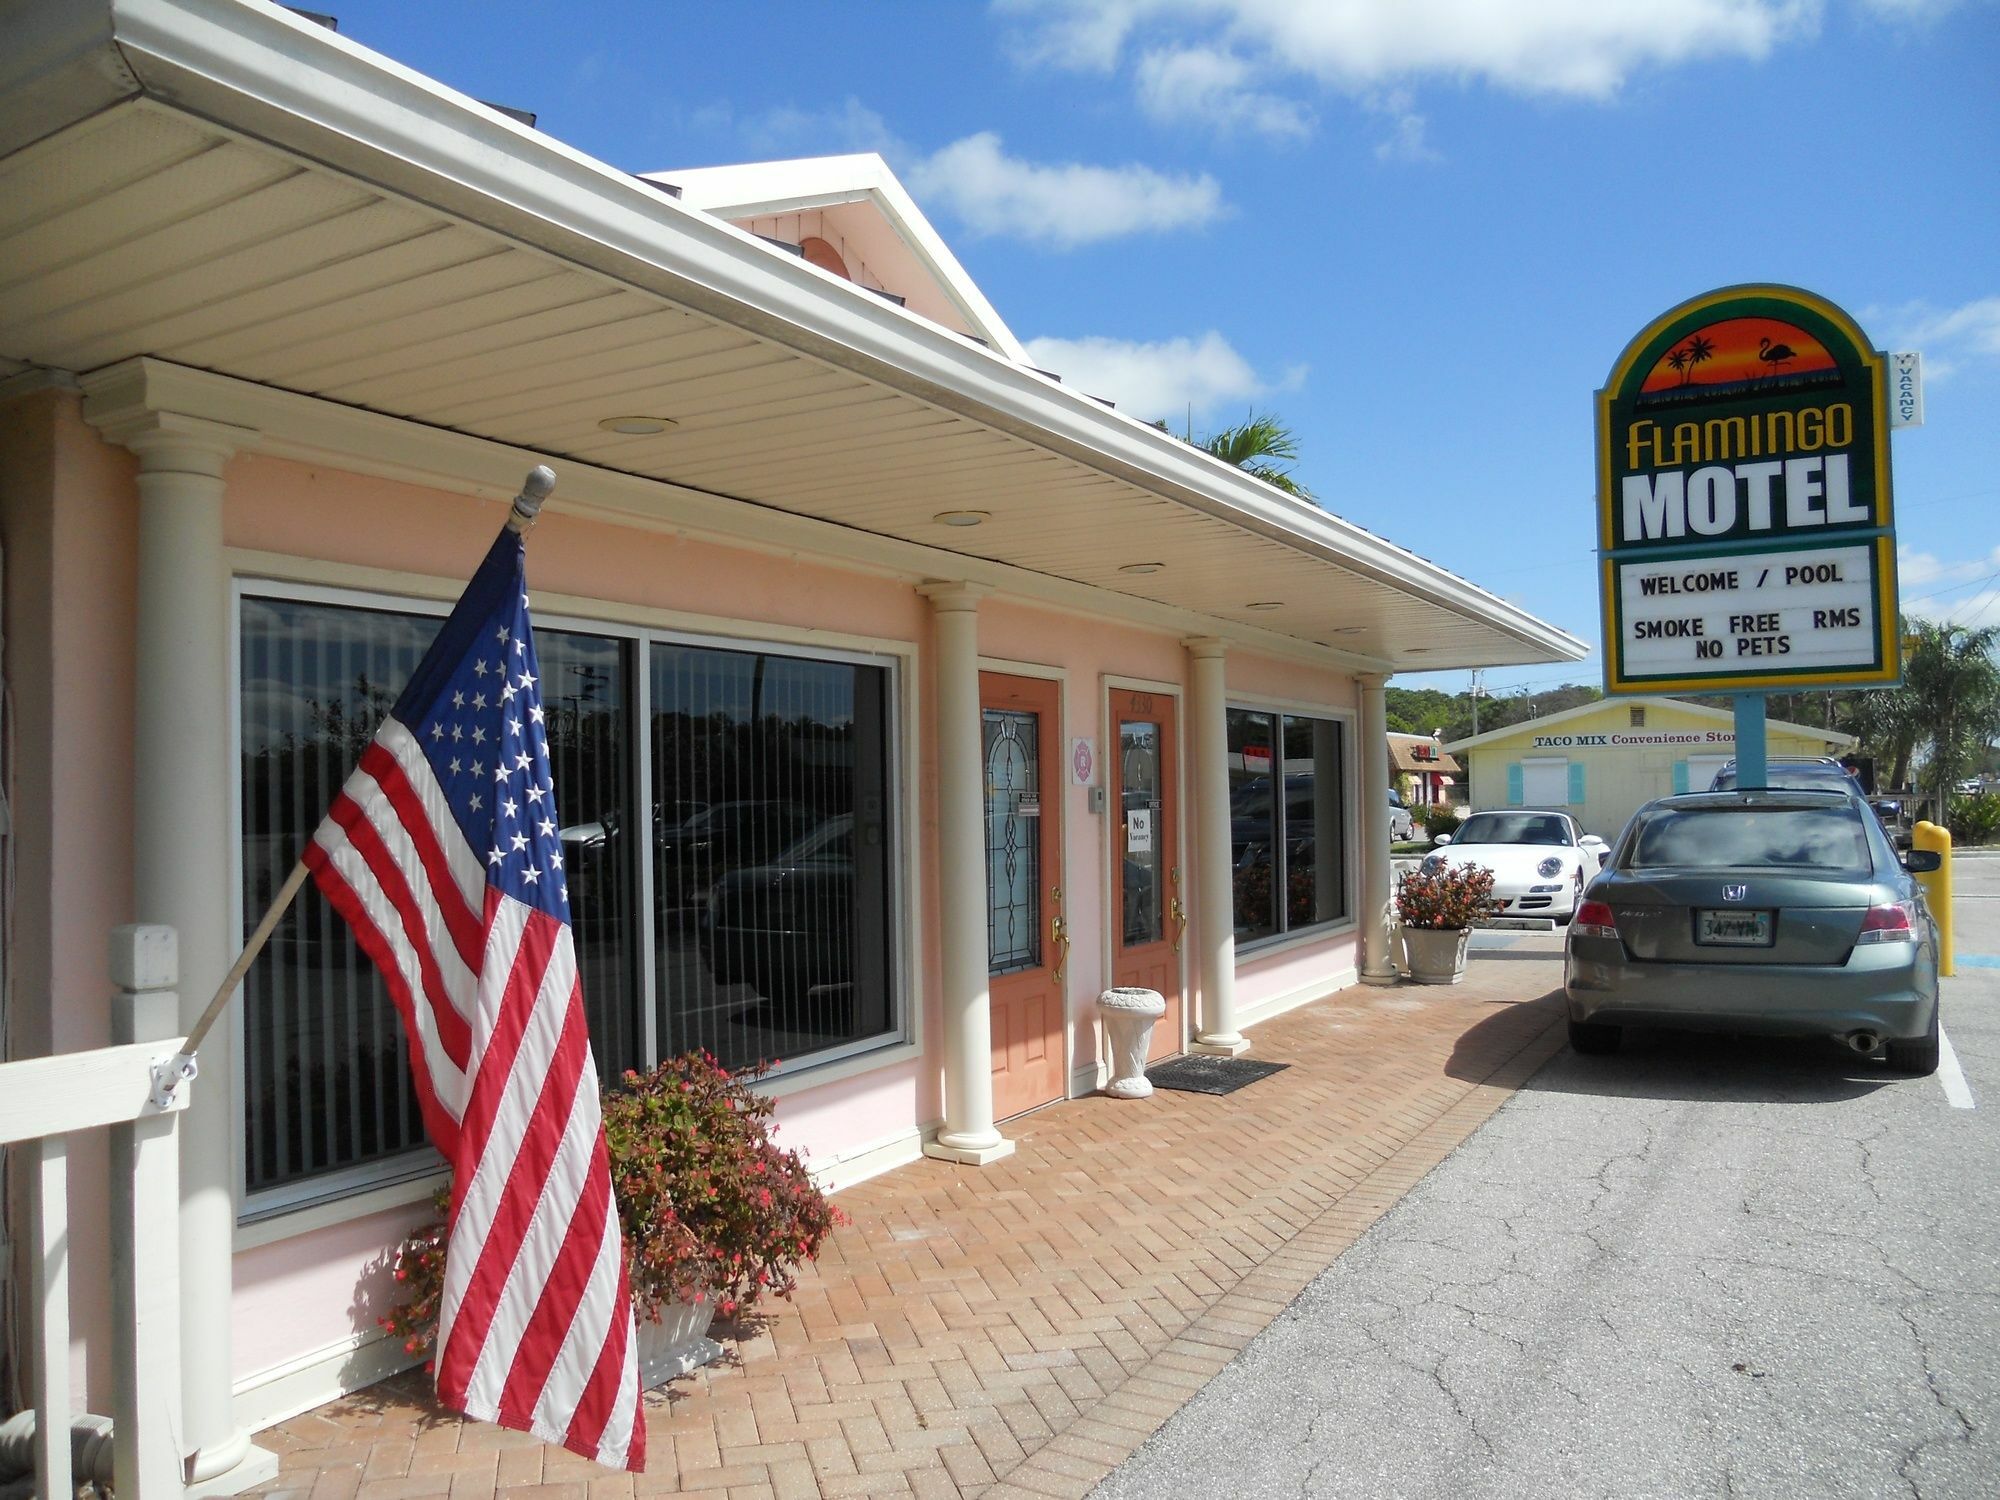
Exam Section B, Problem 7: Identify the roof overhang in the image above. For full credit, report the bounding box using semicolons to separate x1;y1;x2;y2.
0;0;1587;677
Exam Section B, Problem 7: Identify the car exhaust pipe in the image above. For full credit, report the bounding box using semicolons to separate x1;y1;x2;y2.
1846;1029;1881;1054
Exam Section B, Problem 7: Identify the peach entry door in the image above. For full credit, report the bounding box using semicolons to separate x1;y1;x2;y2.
1110;688;1184;1060
981;672;1068;1120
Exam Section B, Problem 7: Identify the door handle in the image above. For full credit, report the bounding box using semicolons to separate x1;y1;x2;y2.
1168;895;1187;953
1050;885;1069;985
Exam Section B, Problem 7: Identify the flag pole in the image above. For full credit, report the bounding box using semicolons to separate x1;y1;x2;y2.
155;468;557;1099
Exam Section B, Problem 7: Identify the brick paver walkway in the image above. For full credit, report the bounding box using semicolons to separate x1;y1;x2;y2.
254;950;1566;1499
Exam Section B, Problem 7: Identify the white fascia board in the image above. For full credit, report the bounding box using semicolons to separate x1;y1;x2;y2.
652;155;1030;363
62;0;1581;669
1444;695;1855;755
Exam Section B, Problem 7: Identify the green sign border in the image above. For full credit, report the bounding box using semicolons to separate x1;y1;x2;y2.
1594;283;1899;695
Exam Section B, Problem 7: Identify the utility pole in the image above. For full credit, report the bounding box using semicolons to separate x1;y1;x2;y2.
1469;669;1485;736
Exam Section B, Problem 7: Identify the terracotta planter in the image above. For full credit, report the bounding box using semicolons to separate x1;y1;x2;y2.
1401;925;1471;985
633;1295;723;1390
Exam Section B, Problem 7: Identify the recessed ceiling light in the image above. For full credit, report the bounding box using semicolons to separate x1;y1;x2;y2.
934;509;990;527
1245;601;1284;611
1327;627;1365;636
1405;647;1433;654
597;415;676;435
1119;562;1165;575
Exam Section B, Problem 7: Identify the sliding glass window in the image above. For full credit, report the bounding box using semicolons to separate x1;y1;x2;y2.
1226;705;1348;943
239;591;899;1205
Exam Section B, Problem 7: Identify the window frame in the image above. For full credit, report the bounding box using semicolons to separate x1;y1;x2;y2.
1226;696;1359;956
231;575;914;1226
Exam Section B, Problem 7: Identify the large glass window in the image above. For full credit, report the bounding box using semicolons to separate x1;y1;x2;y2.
1227;706;1348;943
240;593;898;1202
650;643;893;1071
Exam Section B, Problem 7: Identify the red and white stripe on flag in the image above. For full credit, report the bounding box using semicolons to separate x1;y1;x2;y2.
302;528;645;1472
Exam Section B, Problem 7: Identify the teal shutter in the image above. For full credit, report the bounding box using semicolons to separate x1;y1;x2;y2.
1568;762;1587;805
1672;760;1689;794
1506;762;1524;806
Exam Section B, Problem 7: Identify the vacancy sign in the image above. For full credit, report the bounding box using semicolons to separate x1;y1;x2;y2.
1595;284;1900;694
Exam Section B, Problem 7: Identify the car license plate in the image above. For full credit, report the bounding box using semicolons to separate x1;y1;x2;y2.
1695;909;1772;946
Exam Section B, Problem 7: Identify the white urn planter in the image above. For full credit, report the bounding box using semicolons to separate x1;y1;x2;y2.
1401;926;1472;985
634;1296;724;1390
1099;987;1167;1098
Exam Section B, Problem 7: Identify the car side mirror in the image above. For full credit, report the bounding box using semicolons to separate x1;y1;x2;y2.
1903;849;1942;874
1431;832;1452;846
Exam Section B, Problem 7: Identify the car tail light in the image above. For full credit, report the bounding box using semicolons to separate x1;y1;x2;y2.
1572;900;1619;940
1856;902;1915;944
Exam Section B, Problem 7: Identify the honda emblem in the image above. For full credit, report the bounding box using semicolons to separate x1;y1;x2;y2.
1723;884;1748;902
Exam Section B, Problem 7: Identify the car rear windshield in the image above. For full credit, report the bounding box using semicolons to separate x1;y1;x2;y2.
1453;813;1570;846
1626;805;1874;874
1708;764;1853;792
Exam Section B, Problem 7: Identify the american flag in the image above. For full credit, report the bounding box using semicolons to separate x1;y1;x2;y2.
303;521;645;1471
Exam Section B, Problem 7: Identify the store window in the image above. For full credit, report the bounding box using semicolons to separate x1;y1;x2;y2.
239;592;898;1205
1227;706;1348;943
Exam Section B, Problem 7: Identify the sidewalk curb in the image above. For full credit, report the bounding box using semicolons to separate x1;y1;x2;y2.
983;1013;1568;1500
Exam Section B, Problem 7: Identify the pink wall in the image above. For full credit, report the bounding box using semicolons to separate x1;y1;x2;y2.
0;390;141;1406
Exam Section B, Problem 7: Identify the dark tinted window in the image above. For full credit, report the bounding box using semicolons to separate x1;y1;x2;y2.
1454;812;1571;846
1628;805;1873;874
1709;762;1854;792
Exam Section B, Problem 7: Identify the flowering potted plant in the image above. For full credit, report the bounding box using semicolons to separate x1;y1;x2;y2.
1391;861;1497;984
380;1051;842;1390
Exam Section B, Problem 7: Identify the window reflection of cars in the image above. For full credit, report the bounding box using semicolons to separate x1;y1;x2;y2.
655;800;816;911
701;814;853;1004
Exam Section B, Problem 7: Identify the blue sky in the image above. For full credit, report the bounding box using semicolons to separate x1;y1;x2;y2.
319;0;1996;698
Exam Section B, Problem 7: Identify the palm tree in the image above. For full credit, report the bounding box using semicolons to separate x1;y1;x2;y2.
1200;412;1313;500
1848;617;2000;813
1682;333;1715;385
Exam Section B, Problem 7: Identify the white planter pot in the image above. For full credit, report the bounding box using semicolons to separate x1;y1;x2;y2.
633;1295;723;1390
1099;987;1167;1098
1401;926;1471;985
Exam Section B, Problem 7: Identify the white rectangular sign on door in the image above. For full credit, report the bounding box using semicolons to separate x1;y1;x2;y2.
1125;806;1153;854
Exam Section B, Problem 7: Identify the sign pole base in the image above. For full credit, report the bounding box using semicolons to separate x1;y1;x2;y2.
1733;692;1769;788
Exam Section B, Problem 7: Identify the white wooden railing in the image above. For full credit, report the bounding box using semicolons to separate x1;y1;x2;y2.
2;926;188;1498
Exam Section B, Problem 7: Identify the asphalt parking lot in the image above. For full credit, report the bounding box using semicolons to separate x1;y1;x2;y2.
1097;855;1999;1499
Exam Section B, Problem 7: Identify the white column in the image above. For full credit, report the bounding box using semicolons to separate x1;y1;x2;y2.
1184;639;1247;1055
918;584;1014;1166
88;392;277;1494
1358;672;1399;984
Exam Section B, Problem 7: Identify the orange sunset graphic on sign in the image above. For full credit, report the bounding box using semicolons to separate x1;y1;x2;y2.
1638;316;1840;399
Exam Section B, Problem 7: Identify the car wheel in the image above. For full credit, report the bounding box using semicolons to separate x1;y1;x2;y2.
1555;869;1584;926
1568;1018;1621;1055
1885;1004;1940;1076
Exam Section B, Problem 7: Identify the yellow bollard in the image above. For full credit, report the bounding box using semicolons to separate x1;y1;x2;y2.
1913;820;1953;977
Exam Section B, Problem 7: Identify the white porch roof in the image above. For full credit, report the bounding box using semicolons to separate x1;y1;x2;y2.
0;0;1587;676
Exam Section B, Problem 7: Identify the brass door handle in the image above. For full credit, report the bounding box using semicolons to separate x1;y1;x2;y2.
1051;913;1070;984
1169;895;1187;953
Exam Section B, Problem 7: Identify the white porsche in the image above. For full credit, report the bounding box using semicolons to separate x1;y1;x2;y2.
1419;809;1609;924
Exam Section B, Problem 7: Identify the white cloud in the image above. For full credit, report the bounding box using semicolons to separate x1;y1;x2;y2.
1135;46;1315;138
1899;543;2000;628
1366;90;1440;162
711;97;906;158
1873;296;2000;384
903;133;1227;248
1020;330;1297;421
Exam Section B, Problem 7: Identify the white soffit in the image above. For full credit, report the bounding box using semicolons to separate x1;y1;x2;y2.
0;0;1586;675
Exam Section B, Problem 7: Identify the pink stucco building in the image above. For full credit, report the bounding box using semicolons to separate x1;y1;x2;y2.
0;1;1584;1489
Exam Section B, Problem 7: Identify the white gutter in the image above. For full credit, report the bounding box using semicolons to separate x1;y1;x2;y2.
29;0;1583;667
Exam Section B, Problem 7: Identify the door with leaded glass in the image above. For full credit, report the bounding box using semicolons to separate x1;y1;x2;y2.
980;672;1066;1119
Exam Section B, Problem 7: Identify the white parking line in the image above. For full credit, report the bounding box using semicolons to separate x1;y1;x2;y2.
1939;1024;1976;1109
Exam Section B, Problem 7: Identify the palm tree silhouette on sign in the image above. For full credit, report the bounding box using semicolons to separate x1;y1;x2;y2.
1758;335;1797;372
1666;347;1690;383
1682;333;1715;385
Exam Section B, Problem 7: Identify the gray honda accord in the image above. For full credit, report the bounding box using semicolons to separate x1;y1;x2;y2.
1564;789;1943;1073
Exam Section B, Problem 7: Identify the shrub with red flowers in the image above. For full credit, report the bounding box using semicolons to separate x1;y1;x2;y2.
379;1052;843;1358
1393;861;1497;930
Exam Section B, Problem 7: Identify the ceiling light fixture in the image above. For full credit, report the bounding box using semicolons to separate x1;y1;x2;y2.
1119;562;1165;575
597;415;675;435
934;509;990;527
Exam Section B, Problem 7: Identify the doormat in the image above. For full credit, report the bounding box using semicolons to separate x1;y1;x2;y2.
1145;1055;1291;1096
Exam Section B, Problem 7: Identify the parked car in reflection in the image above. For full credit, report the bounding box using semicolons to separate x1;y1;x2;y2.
1565;789;1942;1071
1421;809;1608;923
702;814;853;1001
655;799;816;908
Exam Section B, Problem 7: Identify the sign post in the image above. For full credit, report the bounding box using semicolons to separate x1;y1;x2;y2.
1595;284;1900;783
